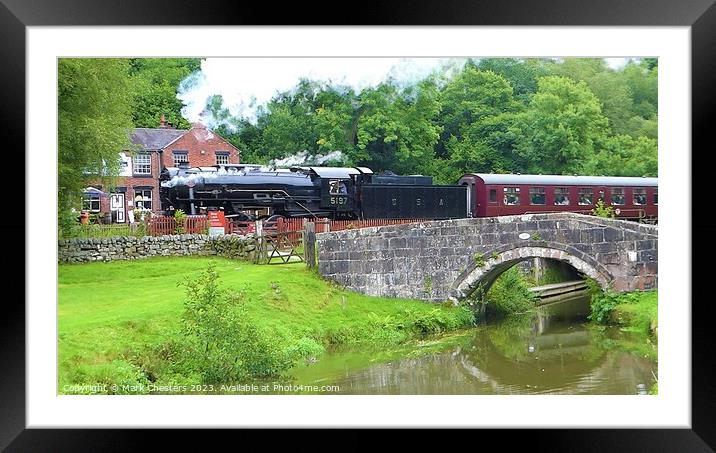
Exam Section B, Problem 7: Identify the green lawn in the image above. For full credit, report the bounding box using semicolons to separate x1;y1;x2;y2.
59;257;473;392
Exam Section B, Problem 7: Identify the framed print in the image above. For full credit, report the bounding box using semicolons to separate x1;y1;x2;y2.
3;0;715;449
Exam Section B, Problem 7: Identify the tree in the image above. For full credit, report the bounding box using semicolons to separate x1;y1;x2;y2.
355;79;442;175
314;87;358;156
436;67;524;181
511;76;609;174
129;58;201;129
475;58;550;104
584;135;657;177
58;58;135;223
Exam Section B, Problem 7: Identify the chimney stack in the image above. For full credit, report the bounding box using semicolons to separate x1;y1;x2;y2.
159;113;167;128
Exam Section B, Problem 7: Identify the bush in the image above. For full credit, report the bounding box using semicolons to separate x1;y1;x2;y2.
591;199;614;218
59;208;81;239
588;290;621;324
174;209;187;234
175;261;291;383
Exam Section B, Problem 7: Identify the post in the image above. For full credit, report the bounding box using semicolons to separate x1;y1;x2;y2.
304;222;316;268
255;219;265;263
188;187;196;215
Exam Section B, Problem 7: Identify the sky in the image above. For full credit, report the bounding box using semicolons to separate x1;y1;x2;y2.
178;57;633;127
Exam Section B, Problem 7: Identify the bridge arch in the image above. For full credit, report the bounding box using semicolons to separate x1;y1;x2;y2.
448;242;614;304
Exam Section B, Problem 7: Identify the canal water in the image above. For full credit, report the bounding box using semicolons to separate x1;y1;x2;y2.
289;293;658;395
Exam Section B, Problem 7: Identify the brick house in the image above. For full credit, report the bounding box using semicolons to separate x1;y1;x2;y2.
83;116;240;223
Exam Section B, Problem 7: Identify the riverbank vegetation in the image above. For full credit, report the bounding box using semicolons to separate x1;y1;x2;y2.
482;267;537;316
588;287;658;337
58;257;473;393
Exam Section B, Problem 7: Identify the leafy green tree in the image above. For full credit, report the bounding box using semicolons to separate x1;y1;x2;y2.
58;58;135;229
511;76;609;174
129;58;202;129
475;58;550;104
258;103;317;160
584;135;657;177
586;71;636;136
356;79;442;175
436;66;524;181
314;87;358;155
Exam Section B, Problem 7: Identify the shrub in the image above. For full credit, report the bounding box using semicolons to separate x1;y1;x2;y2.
592;199;614;218
175;261;291;383
588;290;620;324
174;209;187;234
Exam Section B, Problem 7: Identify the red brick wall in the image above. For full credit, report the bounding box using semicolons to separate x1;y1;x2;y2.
86;125;240;223
89;151;161;222
161;124;240;168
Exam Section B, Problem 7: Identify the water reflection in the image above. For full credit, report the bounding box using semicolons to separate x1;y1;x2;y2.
290;294;657;395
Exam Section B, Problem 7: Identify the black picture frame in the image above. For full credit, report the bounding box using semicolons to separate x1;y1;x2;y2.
3;0;714;449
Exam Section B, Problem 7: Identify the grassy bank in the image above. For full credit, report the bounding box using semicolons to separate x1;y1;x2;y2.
589;288;658;337
59;257;473;393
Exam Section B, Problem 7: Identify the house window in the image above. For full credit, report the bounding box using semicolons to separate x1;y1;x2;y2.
503;187;520;205
633;188;647;205
133;153;151;175
529;187;546;205
216;152;230;165
578;188;593;205
554;187;570;205
611;188;626;205
134;189;153;211
654;189;658;205
489;189;497;202
173;151;189;167
82;194;101;212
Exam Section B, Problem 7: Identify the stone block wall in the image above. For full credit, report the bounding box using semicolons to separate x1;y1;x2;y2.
315;213;658;302
58;234;257;263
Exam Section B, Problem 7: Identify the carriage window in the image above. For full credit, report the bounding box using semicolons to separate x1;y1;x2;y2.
578;188;593;205
489;189;497;202
611;188;626;205
554;187;570;205
503;187;520;205
654;189;658;205
529;187;546;205
633;188;647;205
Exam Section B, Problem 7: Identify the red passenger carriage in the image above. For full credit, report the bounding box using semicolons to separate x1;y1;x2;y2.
458;174;658;221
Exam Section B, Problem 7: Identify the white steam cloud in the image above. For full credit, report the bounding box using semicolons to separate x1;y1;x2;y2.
177;57;633;129
269;150;346;168
177;58;467;126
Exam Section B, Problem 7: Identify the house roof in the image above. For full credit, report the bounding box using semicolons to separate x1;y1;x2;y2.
130;128;187;150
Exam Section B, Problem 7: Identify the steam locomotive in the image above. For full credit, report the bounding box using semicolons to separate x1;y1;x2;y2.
159;164;468;220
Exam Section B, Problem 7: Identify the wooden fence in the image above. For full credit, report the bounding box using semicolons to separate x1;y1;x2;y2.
148;215;208;236
70;215;430;239
275;217;432;234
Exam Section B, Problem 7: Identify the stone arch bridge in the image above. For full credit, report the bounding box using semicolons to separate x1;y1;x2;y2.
315;213;657;303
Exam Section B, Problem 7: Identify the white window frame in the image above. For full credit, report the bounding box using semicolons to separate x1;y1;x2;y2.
133;153;151;175
134;189;153;211
173;151;189;167
82;194;101;212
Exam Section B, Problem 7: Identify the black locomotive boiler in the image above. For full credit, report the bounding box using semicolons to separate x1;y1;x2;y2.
159;164;468;220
